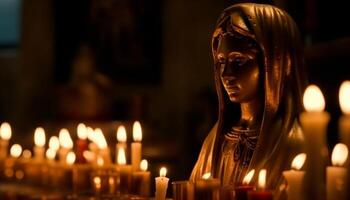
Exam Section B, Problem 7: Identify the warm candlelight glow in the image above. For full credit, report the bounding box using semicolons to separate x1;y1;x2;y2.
22;149;32;159
258;169;267;189
160;167;167;177
339;81;350;114
117;148;126;165
242;169;255;184
66;151;76;165
331;143;348;166
46;148;56;160
10;144;22;158
0;122;12;140
87;127;95;141
49;136;59;151
34;127;46;147
97;156;104;166
117;125;127;142
59;128;73;149
77;123;88;140
202;172;211;179
291;153;307;170
140;159;148;171
303;85;325;112
133;121;142;142
94;128;107;149
94;176;101;188
83;150;95;163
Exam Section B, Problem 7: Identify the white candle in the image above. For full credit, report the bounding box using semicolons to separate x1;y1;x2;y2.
34;127;46;161
10;144;22;158
327;143;348;200
59;128;73;164
116;125;127;163
46;148;56;163
299;85;329;199
283;153;306;200
94;128;111;165
131;121;142;171
117;148;132;194
339;81;350;146
0;122;12;160
155;167;169;200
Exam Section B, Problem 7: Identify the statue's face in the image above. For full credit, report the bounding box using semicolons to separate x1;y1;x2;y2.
217;32;260;103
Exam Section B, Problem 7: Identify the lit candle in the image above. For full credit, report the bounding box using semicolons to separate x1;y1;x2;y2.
87;127;98;163
300;85;329;199
10;144;22;158
58;128;73;164
194;173;220;200
0;122;12;160
49;136;60;152
132;159;151;196
33;127;46;161
5;144;22;179
93;176;102;195
327;143;348;199
235;169;255;200
283;153;306;200
76;123;88;163
116;125;127;163
131;121;142;171
248;169;273;200
46;148;56;163
117;148;132;194
155;167;170;200
95;128;111;165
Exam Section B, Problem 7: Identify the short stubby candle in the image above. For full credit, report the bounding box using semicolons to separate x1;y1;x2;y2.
155;167;169;200
283;153;306;200
248;169;273;200
132;159;151;196
327;143;348;200
235;169;255;200
194;173;220;200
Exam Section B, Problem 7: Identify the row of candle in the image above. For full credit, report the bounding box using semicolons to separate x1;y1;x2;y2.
0;121;170;200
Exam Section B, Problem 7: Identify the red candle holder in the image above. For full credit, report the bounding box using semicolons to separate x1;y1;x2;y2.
235;183;255;200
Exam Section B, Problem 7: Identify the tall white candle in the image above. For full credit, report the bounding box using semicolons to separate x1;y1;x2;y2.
0;122;12;160
299;85;329;199
34;127;46;161
155;167;169;200
94;128;111;165
131;121;142;171
283;153;306;200
327;143;348;200
59;129;73;164
116;125;127;163
339;81;350;147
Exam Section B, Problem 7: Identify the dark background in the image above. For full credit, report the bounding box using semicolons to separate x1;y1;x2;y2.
1;0;350;183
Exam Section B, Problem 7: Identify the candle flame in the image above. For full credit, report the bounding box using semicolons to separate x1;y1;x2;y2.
160;167;167;177
87;127;95;141
66;151;76;165
117;148;126;165
242;169;255;185
10;144;22;158
109;177;115;185
331;143;348;166
303;85;325;112
77;123;87;140
258;169;267;189
0;122;12;140
49;136;60;151
97;156;104;166
46;148;56;160
201;172;210;179
117;125;127;142
140;159;148;171
94;128;107;149
34;127;46;147
94;176;101;188
339;81;350;114
59;129;73;149
291;153;307;170
133;121;142;142
22;149;32;159
83;150;95;163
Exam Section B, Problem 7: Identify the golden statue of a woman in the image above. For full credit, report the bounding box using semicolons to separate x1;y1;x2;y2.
190;3;307;189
